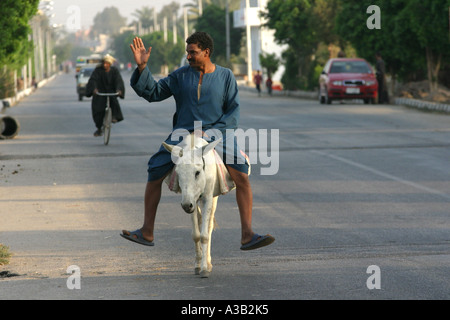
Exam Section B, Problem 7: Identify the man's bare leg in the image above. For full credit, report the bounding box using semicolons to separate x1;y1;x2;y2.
122;176;165;242
226;166;255;245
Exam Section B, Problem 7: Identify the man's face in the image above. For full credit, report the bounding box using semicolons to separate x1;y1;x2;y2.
186;43;209;69
103;61;111;72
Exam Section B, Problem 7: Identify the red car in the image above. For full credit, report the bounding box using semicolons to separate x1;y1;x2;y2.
319;58;378;104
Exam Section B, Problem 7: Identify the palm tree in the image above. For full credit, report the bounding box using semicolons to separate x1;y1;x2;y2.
183;0;240;37
131;6;154;30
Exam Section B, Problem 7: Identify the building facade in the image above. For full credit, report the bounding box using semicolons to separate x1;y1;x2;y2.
233;0;286;84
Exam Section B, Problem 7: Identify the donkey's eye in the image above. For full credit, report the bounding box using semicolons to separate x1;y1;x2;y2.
195;171;200;178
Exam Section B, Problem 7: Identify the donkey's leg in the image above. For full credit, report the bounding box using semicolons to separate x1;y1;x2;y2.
199;196;216;278
206;197;218;271
191;205;202;275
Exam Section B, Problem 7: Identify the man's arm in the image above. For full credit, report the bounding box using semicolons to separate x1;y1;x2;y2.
130;65;174;103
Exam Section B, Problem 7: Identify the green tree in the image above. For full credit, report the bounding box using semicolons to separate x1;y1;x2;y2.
194;4;244;66
263;0;341;90
336;0;423;83
400;0;450;91
140;31;184;74
111;31;135;65
53;40;73;66
132;6;155;29
336;0;450;92
259;52;280;77
0;0;39;68
92;6;127;36
0;0;39;98
158;1;180;30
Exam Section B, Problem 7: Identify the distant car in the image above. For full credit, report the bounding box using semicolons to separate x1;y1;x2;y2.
76;67;95;101
319;58;378;104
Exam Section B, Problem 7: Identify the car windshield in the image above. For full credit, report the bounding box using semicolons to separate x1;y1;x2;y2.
329;61;372;74
80;69;93;78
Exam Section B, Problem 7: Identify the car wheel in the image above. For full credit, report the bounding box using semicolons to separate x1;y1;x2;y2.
79;94;83;101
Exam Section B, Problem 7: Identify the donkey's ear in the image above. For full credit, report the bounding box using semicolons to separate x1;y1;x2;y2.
162;142;173;153
201;138;222;156
163;142;183;157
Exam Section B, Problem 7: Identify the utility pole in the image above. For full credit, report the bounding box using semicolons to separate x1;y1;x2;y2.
246;0;252;84
164;16;167;42
226;0;230;63
173;13;177;44
184;7;188;40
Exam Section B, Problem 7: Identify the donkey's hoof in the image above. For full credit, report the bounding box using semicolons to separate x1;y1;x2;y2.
200;270;210;278
194;267;201;275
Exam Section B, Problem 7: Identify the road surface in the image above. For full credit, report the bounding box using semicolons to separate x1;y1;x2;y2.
0;71;449;302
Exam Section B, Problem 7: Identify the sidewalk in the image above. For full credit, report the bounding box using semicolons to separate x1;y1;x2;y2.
239;83;450;113
2;74;59;110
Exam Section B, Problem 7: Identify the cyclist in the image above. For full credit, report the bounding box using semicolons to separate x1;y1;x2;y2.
86;54;125;137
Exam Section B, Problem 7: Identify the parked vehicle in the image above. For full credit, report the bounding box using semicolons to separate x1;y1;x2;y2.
76;67;95;101
319;58;378;104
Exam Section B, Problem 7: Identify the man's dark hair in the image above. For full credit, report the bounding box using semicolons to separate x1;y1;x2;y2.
186;32;214;57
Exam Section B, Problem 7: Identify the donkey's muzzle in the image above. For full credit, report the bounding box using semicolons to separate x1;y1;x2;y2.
182;203;195;214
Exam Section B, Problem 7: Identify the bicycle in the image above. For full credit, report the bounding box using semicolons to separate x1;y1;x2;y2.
96;92;119;145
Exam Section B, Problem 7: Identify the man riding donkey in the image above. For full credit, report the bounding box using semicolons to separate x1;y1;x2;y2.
121;32;275;251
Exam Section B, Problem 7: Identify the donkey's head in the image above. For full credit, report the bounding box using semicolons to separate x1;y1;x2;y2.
163;135;221;213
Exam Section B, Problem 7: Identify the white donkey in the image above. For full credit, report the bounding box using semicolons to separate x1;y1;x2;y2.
163;133;230;278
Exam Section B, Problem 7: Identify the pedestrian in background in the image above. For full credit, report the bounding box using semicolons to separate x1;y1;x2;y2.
375;52;389;104
266;76;273;96
253;70;262;97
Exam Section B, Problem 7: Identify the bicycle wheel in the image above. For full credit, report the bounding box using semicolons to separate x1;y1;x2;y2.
103;106;112;145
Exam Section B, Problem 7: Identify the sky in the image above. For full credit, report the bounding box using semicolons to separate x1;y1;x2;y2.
47;0;194;30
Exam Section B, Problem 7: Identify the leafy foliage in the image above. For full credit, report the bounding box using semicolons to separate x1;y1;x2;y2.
336;0;450;89
0;0;39;68
259;52;280;77
263;0;450;90
194;4;244;66
92;6;127;36
263;0;340;90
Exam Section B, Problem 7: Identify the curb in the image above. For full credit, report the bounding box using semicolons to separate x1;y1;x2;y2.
1;73;58;108
238;85;317;100
394;97;450;113
239;84;450;114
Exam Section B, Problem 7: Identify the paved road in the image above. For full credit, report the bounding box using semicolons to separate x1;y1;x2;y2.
0;71;449;302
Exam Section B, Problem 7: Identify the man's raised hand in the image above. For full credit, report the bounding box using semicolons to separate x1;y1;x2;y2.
130;37;152;73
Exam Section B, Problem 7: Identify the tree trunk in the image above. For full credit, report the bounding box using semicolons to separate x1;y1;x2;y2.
426;47;441;93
